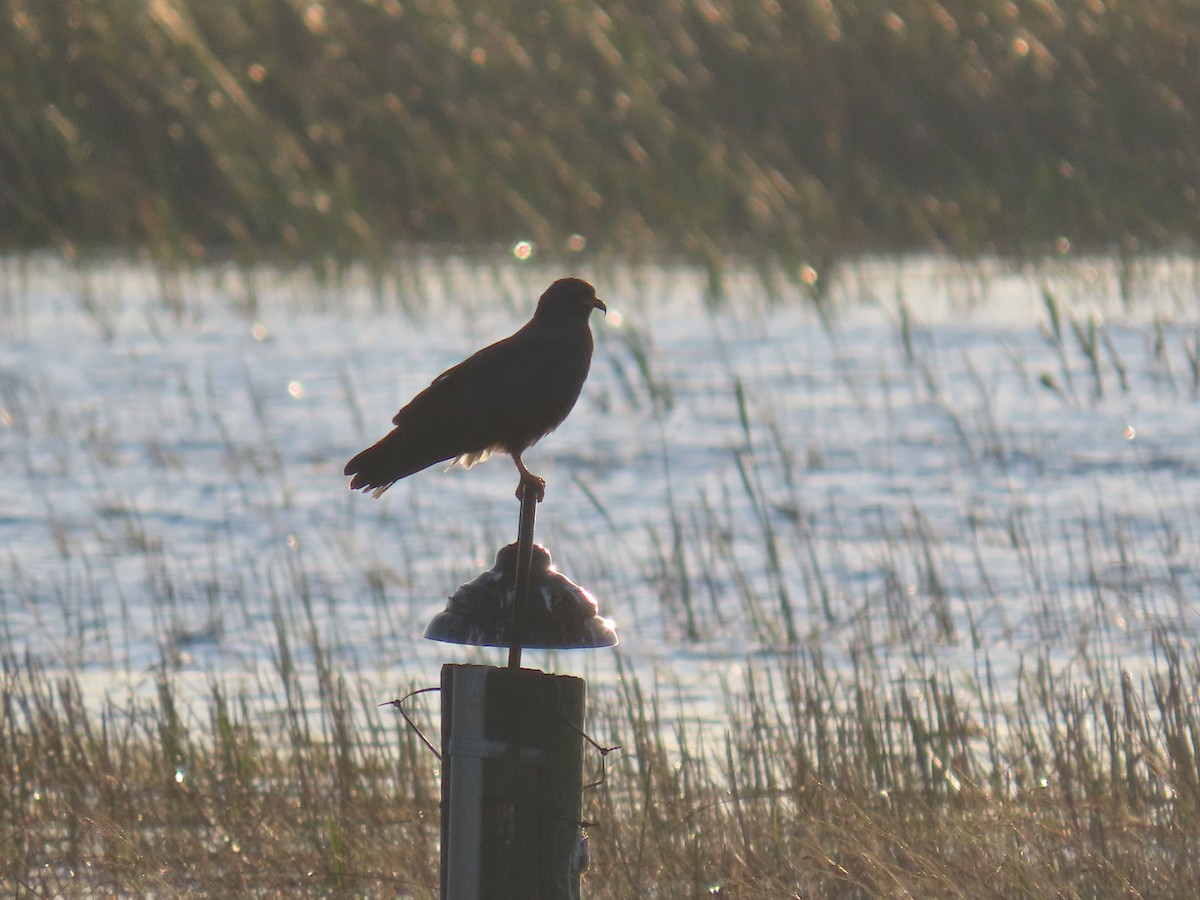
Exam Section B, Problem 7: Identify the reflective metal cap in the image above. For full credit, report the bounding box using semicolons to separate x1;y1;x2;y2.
424;543;618;649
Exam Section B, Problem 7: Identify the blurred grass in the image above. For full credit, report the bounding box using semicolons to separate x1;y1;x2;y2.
2;0;1199;268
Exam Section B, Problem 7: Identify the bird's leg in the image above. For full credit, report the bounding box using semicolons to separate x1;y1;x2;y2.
513;453;546;502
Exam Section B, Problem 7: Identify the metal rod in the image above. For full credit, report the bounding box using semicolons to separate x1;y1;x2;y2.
507;486;538;669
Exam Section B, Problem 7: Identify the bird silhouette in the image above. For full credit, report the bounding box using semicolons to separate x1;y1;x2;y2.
345;277;605;502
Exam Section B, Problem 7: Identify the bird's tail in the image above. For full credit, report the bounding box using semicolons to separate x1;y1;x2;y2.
344;429;452;497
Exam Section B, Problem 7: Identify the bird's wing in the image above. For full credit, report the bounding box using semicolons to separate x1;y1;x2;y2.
395;332;531;425
391;331;537;451
344;341;528;492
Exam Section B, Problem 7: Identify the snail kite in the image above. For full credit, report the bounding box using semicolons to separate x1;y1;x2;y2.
345;277;606;501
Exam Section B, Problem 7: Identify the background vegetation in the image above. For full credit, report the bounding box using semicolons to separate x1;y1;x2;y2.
2;0;1199;266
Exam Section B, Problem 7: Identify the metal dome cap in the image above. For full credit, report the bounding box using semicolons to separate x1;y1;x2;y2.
424;542;618;649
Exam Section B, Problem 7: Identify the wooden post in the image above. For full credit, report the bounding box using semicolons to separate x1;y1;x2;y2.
440;664;586;900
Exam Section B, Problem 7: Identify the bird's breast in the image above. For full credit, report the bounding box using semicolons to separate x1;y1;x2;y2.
495;333;593;450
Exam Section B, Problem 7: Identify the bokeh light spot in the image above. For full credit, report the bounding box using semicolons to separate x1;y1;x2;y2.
303;3;327;34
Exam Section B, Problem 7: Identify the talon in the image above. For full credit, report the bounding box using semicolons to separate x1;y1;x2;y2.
513;453;545;502
516;474;546;502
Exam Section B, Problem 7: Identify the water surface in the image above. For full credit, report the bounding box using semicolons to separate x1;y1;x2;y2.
2;254;1198;728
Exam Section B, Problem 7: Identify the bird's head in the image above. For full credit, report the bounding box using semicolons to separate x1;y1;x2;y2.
535;277;606;321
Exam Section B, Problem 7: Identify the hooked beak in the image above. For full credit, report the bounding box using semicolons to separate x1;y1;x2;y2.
594;297;607;316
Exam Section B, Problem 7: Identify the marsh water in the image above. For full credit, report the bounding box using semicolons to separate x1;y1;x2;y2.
2;254;1198;729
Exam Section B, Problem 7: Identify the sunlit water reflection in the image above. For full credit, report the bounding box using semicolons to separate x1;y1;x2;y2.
2;254;1198;732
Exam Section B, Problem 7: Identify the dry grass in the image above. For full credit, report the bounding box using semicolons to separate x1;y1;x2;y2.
3;642;1199;897
1;664;440;896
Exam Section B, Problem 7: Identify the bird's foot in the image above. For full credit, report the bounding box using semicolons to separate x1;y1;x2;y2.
516;473;546;503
